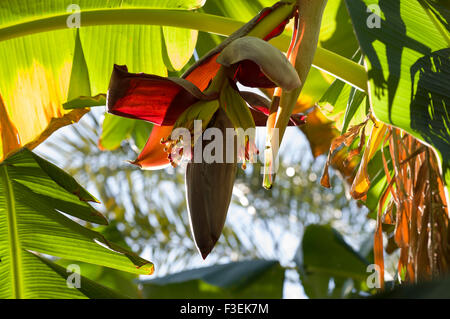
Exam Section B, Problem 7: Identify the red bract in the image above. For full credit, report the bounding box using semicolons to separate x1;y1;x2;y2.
258;6;290;41
232;60;277;88
130;125;173;169
182;2;294;90
106;2;301;170
108;65;217;126
239;91;306;126
184;52;221;91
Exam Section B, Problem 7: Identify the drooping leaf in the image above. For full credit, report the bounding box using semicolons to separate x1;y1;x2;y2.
0;149;153;298
38;254;129;299
54;258;137;299
0;250;125;299
365;146;393;215
300;107;341;158
342;89;367;133
107;64;217;126
345;0;450;194
350;122;387;200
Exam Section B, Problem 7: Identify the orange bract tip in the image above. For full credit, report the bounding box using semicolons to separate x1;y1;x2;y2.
133;125;173;170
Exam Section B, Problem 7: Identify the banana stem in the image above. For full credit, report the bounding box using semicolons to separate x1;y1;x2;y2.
263;0;328;189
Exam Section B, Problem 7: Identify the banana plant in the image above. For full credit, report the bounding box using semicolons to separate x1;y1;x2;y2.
0;0;449;294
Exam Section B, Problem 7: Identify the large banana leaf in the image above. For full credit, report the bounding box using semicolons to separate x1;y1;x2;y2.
0;0;203;157
141;260;285;298
0;149;153;298
345;0;450;193
56;221;141;299
56;259;139;299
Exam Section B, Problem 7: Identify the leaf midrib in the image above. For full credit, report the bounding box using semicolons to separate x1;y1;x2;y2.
0;165;23;299
0;8;368;93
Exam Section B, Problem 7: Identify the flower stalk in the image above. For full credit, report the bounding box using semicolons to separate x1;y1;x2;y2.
264;0;328;189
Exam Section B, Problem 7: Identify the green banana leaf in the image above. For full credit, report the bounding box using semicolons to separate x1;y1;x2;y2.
0;149;153;298
319;0;360;59
0;0;203;157
37;254;129;299
318;51;368;133
296;224;370;298
55;259;139;299
141;260;285;299
318;74;368;132
56;221;141;299
99;114;153;151
345;0;450;194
